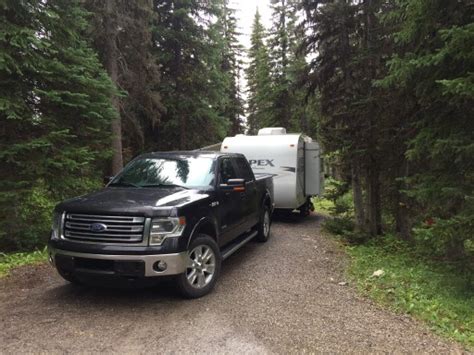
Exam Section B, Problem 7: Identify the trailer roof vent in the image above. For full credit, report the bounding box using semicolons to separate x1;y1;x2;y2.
258;127;287;136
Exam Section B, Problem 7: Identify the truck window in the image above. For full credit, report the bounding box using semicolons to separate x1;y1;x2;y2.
220;158;237;183
235;157;254;181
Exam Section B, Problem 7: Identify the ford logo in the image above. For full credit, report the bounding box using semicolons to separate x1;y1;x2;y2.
90;223;107;232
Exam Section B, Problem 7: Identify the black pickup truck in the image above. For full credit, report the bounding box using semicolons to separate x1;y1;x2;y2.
48;151;274;298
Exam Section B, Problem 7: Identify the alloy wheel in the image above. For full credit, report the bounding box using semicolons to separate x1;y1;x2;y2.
186;245;216;289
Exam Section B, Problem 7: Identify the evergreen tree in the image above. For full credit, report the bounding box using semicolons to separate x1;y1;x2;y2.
85;0;163;165
267;0;316;133
382;0;474;257
153;0;228;150
246;9;273;134
302;0;392;236
267;0;294;128
0;0;116;249
218;0;245;135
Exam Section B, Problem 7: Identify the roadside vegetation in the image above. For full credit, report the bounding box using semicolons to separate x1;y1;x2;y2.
318;179;473;348
348;238;473;348
0;249;47;278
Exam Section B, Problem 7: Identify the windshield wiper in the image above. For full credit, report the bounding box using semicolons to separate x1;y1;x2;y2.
109;181;140;188
141;183;189;189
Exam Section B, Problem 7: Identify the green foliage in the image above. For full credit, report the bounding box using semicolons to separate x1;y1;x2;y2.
246;1;319;135
85;0;163;160
0;0;116;250
302;0;473;256
217;0;245;135
320;178;356;238
381;0;474;259
347;235;474;348
0;248;47;277
153;0;230;150
246;9;273;134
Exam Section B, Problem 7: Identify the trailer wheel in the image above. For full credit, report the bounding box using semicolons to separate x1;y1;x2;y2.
299;198;312;217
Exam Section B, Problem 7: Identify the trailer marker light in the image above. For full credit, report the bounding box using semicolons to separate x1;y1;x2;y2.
290;144;295;147
223;146;228;149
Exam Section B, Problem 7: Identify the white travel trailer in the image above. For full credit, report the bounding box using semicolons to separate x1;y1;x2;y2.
221;127;323;215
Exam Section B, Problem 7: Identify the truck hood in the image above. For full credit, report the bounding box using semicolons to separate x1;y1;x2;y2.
56;187;210;217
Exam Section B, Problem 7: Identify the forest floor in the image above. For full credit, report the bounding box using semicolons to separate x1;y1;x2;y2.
0;214;466;353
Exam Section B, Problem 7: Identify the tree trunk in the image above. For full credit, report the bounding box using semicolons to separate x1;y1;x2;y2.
365;163;382;236
352;161;365;231
104;0;123;175
395;160;412;240
363;0;382;236
179;114;186;150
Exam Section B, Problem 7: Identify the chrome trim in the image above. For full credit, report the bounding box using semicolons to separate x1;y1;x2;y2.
61;214;150;247
49;247;187;277
68;214;145;223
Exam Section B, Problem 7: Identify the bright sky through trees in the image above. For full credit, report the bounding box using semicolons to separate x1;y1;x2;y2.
234;0;272;52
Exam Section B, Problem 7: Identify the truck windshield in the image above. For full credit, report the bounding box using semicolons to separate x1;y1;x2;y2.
110;157;216;189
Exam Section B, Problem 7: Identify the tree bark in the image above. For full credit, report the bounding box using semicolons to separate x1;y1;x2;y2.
352;161;365;231
104;0;123;175
365;163;382;235
395;160;412;240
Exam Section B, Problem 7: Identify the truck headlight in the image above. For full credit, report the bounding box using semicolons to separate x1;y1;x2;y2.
51;211;62;240
149;217;186;246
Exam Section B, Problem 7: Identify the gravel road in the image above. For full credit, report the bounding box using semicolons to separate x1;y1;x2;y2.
0;214;465;354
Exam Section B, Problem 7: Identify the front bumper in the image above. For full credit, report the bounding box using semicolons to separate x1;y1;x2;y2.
49;247;187;277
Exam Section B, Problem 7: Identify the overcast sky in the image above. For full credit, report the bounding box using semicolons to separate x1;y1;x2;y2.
233;0;272;51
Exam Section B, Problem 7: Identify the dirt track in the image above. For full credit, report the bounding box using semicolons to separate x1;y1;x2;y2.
0;214;464;353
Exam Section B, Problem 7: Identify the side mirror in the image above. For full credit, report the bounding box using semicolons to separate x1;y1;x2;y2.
219;178;245;191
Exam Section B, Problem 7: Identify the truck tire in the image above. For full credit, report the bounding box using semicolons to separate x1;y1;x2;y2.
176;234;221;299
255;206;271;242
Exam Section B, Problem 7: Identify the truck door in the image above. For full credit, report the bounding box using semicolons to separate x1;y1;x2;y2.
234;157;259;230
217;157;243;245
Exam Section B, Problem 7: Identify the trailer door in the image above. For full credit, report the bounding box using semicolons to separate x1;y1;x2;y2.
304;142;322;196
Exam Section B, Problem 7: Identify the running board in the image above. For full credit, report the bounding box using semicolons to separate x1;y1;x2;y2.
221;230;258;260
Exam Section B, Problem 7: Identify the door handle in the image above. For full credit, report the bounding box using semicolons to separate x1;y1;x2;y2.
239;192;246;198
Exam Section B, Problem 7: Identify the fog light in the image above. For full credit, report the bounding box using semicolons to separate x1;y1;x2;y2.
153;260;167;272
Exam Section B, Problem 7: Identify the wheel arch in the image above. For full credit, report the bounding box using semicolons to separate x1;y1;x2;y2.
262;190;273;212
187;217;219;248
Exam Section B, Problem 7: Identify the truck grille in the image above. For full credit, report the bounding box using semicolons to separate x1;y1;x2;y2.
64;213;145;244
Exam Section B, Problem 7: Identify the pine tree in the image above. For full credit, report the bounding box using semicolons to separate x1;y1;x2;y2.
267;0;316;133
301;0;390;236
84;0;163;165
218;0;245;135
382;0;474;257
0;0;116;249
267;0;294;128
153;0;228;150
246;9;273;134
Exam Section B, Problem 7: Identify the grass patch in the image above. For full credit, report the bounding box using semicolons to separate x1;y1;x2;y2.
0;248;48;277
313;196;334;215
346;235;474;348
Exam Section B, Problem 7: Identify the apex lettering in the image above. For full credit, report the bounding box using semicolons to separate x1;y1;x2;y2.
249;159;274;167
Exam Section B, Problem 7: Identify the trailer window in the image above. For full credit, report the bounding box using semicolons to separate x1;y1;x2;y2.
235;157;254;181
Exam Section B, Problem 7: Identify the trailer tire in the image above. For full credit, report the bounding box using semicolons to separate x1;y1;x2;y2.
299;198;312;217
